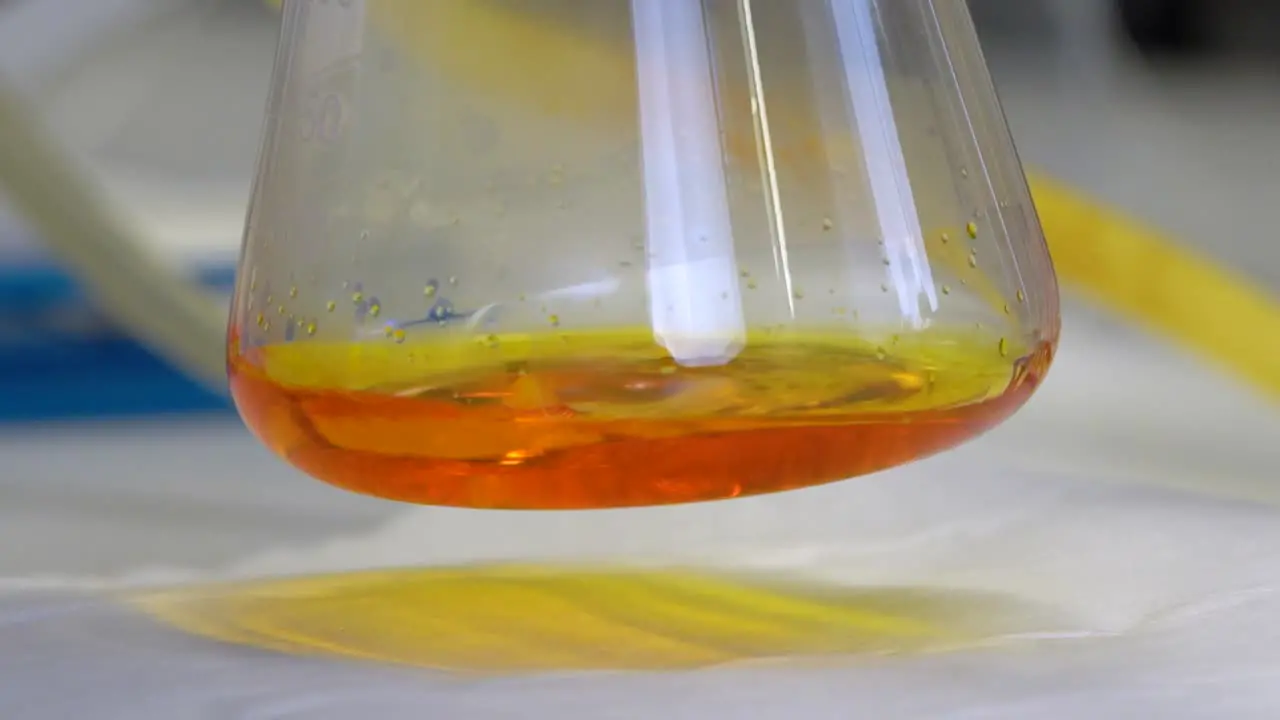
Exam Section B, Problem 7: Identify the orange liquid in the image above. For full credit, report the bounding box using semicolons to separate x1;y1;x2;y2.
229;328;1051;510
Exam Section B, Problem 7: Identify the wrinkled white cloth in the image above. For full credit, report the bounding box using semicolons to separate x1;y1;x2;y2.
3;305;1280;718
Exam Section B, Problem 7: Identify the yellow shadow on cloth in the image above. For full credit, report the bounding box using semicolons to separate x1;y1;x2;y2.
132;565;1061;673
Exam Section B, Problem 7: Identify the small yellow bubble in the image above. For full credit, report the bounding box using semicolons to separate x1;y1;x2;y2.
255;312;265;328
265;294;274;304
288;286;298;299
262;320;270;331
1016;289;1026;303
277;305;286;315
998;337;1009;357
793;289;805;300
448;276;458;286
369;303;381;317
941;285;951;295
966;221;978;239
548;314;561;327
940;232;950;245
306;321;317;336
747;280;758;290
960;167;969;178
424;284;437;298
352;292;364;303
1003;303;1011;315
393;328;407;344
384;326;394;338
326;300;337;312
296;318;305;328
968;252;978;268
822;217;834;231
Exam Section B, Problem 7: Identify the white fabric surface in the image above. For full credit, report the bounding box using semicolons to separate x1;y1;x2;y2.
3;303;1279;718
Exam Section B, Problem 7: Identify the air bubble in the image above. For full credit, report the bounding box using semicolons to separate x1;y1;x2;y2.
369;302;381;318
793;289;805;300
393;328;407;344
940;232;950;245
966;222;978;239
747;280;758;290
326;301;337;312
306;321;317;336
352;291;364;303
1016;289;1026;303
941;285;951;295
822;217;834;231
960;167;969;178
277;305;286;315
998;337;1009;357
968;252;978;268
449;276;458;286
289;286;298;299
255;312;266;328
548;314;561;327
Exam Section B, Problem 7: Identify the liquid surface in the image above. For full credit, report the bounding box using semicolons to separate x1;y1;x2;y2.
229;328;1051;509
134;565;1065;674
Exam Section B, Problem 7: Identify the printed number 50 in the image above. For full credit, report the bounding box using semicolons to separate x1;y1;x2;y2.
300;91;345;142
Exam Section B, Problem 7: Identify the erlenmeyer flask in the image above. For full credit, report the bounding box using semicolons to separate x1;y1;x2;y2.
171;0;1061;674
231;0;1057;510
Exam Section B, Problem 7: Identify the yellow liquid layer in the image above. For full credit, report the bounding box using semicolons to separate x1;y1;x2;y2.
134;565;1064;674
229;327;1051;509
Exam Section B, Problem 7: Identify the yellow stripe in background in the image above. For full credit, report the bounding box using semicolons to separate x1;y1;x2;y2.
1030;172;1280;401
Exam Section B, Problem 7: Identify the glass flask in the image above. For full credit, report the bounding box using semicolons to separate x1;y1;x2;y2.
175;0;1061;675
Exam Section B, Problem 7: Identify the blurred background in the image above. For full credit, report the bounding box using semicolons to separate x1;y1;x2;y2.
0;0;1277;579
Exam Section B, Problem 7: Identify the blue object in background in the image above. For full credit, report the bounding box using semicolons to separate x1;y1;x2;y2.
0;262;235;423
